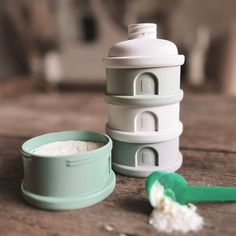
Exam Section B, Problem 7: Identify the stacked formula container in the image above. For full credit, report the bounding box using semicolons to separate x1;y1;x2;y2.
103;24;185;177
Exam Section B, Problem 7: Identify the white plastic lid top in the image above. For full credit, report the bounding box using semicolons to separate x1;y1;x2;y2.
103;23;185;69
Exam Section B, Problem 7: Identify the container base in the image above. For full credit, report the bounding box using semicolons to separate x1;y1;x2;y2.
112;153;182;177
21;171;116;211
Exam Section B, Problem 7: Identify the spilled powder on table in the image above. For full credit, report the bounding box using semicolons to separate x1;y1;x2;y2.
33;140;104;156
149;182;204;233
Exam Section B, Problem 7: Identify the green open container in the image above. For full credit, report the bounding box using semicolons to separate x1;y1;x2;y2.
21;131;116;211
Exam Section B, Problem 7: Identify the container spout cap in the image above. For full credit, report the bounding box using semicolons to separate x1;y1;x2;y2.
128;23;157;39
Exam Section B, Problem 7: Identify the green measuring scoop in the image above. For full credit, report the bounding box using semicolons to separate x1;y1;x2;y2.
146;171;236;205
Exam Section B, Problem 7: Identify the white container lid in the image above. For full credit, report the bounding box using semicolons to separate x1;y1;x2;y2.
103;23;185;69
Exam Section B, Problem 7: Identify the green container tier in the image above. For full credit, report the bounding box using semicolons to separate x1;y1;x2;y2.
21;131;116;211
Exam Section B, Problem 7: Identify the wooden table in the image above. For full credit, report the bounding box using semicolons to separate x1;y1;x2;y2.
0;89;235;236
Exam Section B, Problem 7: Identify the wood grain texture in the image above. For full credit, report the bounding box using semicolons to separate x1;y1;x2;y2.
0;90;235;236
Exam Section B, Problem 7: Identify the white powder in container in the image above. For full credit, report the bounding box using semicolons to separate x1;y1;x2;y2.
33;140;104;156
149;182;204;233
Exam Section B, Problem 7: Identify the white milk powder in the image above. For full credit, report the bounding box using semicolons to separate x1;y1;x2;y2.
149;182;203;233
33;140;104;156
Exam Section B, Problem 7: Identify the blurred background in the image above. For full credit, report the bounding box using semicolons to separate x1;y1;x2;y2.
1;0;236;96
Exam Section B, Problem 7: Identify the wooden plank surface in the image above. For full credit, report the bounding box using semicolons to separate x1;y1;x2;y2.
0;90;235;236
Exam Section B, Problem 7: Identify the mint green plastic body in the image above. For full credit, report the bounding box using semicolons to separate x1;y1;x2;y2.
106;67;181;96
111;138;182;177
105;66;183;177
21;131;116;211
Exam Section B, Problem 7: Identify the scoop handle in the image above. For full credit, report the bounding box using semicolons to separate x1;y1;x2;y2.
185;185;236;203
